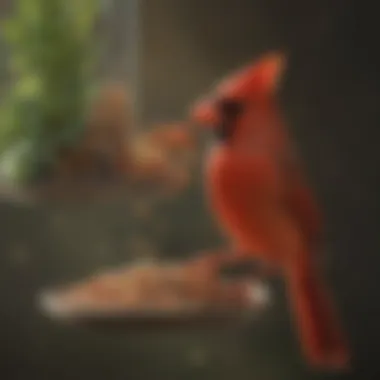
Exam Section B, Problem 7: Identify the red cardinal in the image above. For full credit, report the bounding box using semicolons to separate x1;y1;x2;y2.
190;52;350;370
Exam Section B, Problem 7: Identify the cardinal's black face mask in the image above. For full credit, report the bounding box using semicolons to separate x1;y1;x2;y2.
214;98;245;141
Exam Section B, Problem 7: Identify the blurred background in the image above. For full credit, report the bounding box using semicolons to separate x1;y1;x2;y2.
0;0;379;379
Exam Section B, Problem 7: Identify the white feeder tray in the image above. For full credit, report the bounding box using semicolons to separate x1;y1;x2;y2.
37;258;271;331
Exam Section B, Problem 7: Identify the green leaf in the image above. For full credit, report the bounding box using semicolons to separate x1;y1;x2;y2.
0;0;102;184
1;20;22;44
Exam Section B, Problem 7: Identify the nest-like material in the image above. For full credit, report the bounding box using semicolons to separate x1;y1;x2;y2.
0;85;198;204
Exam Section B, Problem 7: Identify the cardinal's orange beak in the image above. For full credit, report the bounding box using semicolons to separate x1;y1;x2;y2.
190;98;221;127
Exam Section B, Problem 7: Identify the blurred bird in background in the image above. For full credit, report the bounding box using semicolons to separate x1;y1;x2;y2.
55;82;198;196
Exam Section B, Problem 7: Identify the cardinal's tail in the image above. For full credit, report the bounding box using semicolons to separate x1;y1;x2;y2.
285;250;350;370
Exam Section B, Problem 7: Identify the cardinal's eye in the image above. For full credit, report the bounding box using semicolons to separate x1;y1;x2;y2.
217;98;245;122
214;98;245;141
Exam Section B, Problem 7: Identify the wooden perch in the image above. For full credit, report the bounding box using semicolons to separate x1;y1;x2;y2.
38;253;271;331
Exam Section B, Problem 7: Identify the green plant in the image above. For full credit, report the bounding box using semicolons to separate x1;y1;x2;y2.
0;0;100;184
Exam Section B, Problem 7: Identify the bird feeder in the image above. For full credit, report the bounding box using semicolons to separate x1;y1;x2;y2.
38;252;271;331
